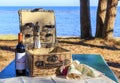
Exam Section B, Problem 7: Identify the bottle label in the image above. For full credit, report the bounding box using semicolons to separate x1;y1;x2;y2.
34;39;41;48
16;52;26;70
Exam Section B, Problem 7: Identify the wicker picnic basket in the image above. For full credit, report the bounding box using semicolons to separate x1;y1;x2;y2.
18;8;72;77
18;8;57;49
26;46;72;77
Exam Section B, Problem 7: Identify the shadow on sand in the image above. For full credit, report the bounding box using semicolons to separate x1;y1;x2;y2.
58;39;120;51
0;45;15;52
0;40;16;52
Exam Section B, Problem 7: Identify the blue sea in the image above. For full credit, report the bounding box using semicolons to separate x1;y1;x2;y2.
0;6;120;37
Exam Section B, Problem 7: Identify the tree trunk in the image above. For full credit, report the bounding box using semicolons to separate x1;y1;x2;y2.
95;0;107;38
80;0;92;39
102;0;118;40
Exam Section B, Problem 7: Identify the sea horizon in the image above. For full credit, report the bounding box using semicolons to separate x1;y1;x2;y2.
0;6;120;37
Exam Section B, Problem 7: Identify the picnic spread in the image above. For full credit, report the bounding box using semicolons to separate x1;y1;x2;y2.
0;8;118;83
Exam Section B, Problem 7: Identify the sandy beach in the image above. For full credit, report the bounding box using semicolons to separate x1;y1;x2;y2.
0;37;120;82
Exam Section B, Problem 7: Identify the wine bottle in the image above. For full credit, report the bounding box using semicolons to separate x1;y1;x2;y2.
15;32;26;76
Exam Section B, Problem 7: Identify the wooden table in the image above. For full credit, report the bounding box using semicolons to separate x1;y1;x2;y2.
0;54;119;83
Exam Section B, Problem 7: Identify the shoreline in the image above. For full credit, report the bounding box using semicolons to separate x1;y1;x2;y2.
0;34;17;40
0;34;120;38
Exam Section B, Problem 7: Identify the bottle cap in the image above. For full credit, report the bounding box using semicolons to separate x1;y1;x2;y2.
18;32;23;42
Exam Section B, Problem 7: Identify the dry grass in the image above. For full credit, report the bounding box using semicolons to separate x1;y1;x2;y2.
0;39;17;71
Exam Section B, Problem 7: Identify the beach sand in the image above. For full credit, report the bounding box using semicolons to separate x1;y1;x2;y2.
0;38;120;82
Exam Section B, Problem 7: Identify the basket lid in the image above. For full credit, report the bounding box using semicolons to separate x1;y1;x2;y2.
18;8;57;49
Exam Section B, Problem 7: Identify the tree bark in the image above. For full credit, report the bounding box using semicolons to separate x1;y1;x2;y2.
80;0;92;39
102;0;118;40
95;0;107;38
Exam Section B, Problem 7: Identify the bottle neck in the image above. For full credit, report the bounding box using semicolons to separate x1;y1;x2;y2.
18;41;23;44
18;33;23;43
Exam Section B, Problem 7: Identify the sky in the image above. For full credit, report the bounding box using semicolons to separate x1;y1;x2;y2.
0;0;97;6
0;0;119;6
